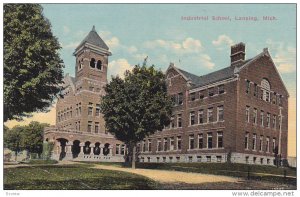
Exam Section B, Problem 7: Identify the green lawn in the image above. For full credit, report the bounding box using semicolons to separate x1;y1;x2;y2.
4;164;160;190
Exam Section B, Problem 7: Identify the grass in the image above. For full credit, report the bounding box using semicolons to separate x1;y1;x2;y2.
84;162;297;186
26;159;58;165
4;164;160;190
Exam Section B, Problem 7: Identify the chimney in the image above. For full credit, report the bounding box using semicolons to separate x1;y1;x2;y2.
230;42;245;66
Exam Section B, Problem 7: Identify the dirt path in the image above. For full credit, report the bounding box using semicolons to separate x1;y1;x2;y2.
91;164;239;184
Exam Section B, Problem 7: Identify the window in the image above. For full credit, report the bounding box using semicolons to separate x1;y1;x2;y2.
121;145;125;155
157;157;160;162
190;92;196;101
245;132;249;149
148;140;152;152
259;136;263;151
278;95;282;106
246;106;250;123
218;85;225;94
177;114;182;127
147;157;151;162
95;122;99;133
260;111;264;127
90;58;96;68
198;109;204;124
170;137;175;151
89;86;94;91
163;157;166;163
253;157;257;164
198;134;203;149
260;158;264;165
177;136;182;150
207;133;213;149
171;95;176;105
95;104;100;116
178;93;183;105
199;90;205;99
278;115;282;130
266;137;270;152
197;156;202;162
163;138;168;151
157;139;162;151
88;102;93;116
170;115;175;128
272;138;276;153
217;156;222;163
254;83;258;97
261;79;271;102
252;134;257;150
78;121;80;131
217;106;224;122
142;140;146;152
245;156;249;164
253;108;257;124
188;156;193;162
208;87;214;96
272;115;277;129
88;121;92;132
190;111;195;125
189;135;195;149
169;157;173;163
96;60;102;70
272;92;277;104
267;113;271;128
246;80;250;94
206;156;211;162
208;108;213;123
217;132;223;148
116;144;120;154
176;157;180;162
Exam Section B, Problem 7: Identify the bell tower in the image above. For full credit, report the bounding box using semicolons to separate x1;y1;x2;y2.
73;26;112;84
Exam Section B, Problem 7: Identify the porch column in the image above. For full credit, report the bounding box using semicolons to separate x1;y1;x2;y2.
90;144;95;156
65;142;73;159
79;142;85;157
100;144;104;155
109;145;113;156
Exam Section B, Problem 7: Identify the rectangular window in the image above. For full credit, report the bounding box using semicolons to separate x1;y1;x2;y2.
260;111;264;127
177;136;182;150
245;132;249;149
177;114;182;128
78;121;80;131
116;144;120;154
189;135;195;149
199;90;205;99
78;106;81;115
198;109;204;124
246;106;250;123
253;108;257;124
178;93;183;105
163;138;168;151
190;111;195;125
198;134;203;149
272;115;277;129
266;137;270;152
252;134;257;150
148;140;152;152
208;87;214;97
217;106;224;122
89;86;94;91
121;145;125;155
95;104;100;116
142;140;146;152
273;92;277;104
278;95;282;106
170;137;175;151
157;139;161;151
254;83;258;97
208;108;213;123
171;115;175;128
217;156;222;163
267;113;271;128
197;156;202;162
206;156;211;162
190;92;196;101
95;122;99;133
273;138;276;153
278;115;282;130
218;85;225;94
259;136;263;151
207;133;213;149
217;132;223;148
87;121;92;133
246;80;250;94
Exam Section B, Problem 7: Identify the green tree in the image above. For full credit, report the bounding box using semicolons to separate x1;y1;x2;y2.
4;125;24;161
100;65;173;168
4;4;64;122
21;121;50;158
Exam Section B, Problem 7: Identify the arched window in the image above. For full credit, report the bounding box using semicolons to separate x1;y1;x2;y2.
261;79;271;102
96;60;102;70
90;58;96;68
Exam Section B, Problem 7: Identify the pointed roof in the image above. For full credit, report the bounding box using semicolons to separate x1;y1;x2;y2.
76;25;109;50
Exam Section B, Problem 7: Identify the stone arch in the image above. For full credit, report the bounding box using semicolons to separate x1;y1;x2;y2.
103;143;110;156
96;60;102;70
94;142;101;155
90;58;96;68
72;140;81;158
57;138;68;160
84;141;91;154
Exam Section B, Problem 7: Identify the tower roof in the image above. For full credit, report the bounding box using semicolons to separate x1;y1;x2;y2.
76;25;109;50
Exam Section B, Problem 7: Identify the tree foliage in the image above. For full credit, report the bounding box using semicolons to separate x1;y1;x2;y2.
4;4;64;122
100;65;173;167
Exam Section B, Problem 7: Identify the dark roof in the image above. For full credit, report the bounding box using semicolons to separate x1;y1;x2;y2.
177;59;252;88
76;26;109;50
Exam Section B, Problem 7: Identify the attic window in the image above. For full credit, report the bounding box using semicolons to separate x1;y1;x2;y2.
90;58;96;68
261;79;271;102
97;60;102;70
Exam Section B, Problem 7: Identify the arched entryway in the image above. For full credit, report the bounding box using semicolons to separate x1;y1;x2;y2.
72;140;81;158
94;142;100;155
103;143;110;156
83;141;91;154
57;138;68;160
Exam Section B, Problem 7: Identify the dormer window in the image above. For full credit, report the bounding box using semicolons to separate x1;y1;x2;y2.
90;58;96;68
97;60;102;70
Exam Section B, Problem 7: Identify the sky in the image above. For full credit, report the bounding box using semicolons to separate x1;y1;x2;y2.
5;4;296;157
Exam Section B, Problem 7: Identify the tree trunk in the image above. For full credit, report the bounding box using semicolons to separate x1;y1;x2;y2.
132;145;136;169
15;151;18;162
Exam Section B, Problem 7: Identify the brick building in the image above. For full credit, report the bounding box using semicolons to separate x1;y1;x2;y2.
45;27;288;165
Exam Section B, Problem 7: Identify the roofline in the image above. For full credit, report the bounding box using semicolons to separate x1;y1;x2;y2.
73;42;112;56
166;63;190;82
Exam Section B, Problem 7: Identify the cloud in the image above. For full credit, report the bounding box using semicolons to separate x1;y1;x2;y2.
105;37;120;50
212;35;234;50
199;54;215;69
266;39;296;74
61;41;80;49
108;59;134;79
63;26;70;34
